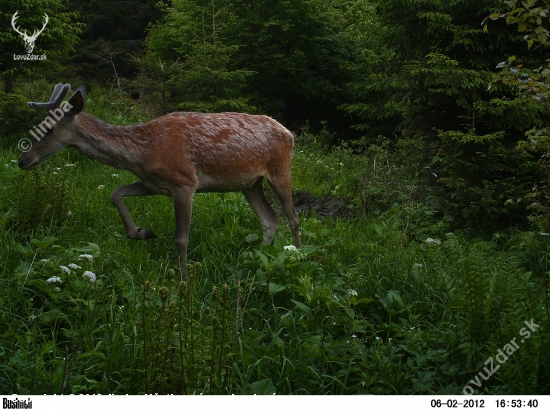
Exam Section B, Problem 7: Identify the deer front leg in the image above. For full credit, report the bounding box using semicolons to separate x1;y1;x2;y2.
110;181;157;240
172;188;195;279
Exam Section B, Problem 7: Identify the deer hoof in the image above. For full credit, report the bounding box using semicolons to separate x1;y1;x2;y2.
134;227;157;240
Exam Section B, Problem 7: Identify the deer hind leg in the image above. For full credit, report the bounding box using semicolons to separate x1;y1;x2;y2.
110;180;157;240
172;187;195;278
242;177;279;245
266;173;300;247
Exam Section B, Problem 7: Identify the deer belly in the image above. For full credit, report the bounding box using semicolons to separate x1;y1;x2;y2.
195;170;260;193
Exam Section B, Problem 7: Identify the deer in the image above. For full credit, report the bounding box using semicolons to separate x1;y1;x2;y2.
18;84;301;275
11;11;49;54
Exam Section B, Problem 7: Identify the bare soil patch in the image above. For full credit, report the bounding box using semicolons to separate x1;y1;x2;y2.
291;190;357;218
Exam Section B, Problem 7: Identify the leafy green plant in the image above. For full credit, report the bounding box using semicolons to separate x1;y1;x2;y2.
0;92;37;141
9;160;72;232
140;263;234;394
1;97;549;395
432;130;539;232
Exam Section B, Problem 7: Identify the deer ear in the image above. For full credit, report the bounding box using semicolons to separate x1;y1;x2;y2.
66;86;85;115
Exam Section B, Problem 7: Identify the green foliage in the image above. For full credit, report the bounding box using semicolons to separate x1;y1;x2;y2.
432;130;538;231
340;0;549;232
0;92;35;139
140;0;256;114
67;0;163;81
131;55;184;116
488;0;550;232
516;128;550;231
138;0;356;130
436;232;550;393
140;264;234;394
0;0;82;93
7;159;72;232
1;134;549;394
293;130;433;222
490;0;550;49
2;4;550;395
83;85;151;126
0;78;67;141
227;0;354;128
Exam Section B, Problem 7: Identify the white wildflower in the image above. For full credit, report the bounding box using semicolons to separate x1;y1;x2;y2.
283;244;306;261
56;167;61;170
82;271;96;283
351;334;357;338
46;276;63;284
111;173;119;177
413;263;423;268
28;315;36;321
79;254;93;261
39;258;51;264
425;238;441;245
53;172;58;175
97;185;105;190
65;163;76;167
67;210;72;217
11;159;17;163
375;336;381;341
68;263;81;270
347;289;358;297
59;266;71;274
54;287;61;292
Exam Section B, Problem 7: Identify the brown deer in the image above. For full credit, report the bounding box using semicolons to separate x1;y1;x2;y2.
18;84;300;273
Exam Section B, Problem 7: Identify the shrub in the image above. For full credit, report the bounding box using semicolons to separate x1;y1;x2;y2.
9;160;72;232
432;130;539;232
0;92;37;143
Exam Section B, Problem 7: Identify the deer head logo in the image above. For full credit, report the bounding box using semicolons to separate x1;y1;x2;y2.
11;11;49;54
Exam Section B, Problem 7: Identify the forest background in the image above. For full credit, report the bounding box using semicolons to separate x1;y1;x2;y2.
0;0;549;395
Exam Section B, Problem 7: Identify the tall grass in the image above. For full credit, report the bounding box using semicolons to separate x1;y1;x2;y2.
0;89;548;394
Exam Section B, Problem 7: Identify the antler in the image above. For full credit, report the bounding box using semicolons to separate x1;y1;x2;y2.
31;14;49;40
11;12;48;40
28;83;72;111
11;11;28;38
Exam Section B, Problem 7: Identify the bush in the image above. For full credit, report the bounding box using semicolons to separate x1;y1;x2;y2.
9;160;72;232
431;130;540;232
0;92;37;143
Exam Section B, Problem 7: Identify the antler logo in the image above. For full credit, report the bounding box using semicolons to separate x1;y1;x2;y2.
11;11;49;54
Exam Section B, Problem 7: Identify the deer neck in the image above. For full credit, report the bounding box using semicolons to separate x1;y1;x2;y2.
73;113;147;173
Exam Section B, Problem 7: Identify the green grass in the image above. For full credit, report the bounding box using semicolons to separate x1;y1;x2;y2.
0;99;549;394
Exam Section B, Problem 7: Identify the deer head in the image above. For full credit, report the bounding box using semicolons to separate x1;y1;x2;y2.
18;83;84;170
11;11;49;54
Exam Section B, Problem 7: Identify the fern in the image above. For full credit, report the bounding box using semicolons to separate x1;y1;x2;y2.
10;160;72;231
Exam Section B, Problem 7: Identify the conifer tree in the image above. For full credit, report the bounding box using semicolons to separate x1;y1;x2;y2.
142;0;255;113
0;0;82;93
